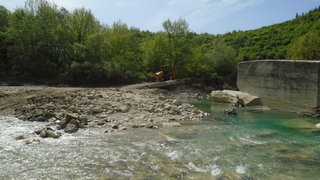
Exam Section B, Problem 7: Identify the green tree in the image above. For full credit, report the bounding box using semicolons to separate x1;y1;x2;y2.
162;18;192;78
204;39;238;81
140;33;172;73
5;0;71;80
0;5;10;76
68;8;100;43
287;31;320;60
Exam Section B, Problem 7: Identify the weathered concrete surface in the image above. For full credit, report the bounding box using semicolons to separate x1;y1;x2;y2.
237;60;320;109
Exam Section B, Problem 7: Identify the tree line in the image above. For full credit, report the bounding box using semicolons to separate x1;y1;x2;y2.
0;0;319;86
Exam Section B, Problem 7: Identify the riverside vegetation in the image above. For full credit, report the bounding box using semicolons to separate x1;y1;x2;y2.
0;0;320;86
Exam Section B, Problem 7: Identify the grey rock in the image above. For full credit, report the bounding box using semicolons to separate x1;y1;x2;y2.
66;113;78;120
132;124;139;128
97;122;105;126
119;127;127;131
64;123;79;133
60;105;68;109
211;90;261;106
25;139;40;145
119;105;130;113
172;99;183;106
0;91;6;97
224;108;237;115
192;109;201;114
39;129;47;138
68;105;77;112
15;135;27;140
164;104;172;110
91;107;103;114
111;124;119;129
46;130;61;138
59;119;69;129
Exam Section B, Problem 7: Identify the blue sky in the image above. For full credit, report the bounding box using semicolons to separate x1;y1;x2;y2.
2;0;320;34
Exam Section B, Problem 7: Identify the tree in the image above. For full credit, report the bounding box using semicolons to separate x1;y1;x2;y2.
5;0;71;80
140;33;172;73
0;5;10;76
68;8;100;43
287;31;320;60
204;39;238;81
162;18;192;78
162;18;189;35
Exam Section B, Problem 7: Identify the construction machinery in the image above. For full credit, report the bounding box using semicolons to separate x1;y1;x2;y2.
155;65;175;81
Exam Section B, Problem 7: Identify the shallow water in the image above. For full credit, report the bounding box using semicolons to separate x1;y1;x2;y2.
1;100;320;179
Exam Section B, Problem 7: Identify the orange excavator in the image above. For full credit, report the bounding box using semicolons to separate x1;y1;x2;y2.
155;65;176;81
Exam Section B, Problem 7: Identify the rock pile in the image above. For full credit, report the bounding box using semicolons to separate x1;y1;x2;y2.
13;87;209;134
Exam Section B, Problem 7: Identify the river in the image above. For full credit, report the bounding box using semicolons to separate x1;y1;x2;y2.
1;99;320;179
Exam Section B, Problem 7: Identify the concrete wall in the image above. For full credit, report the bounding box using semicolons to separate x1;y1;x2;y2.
237;60;320;109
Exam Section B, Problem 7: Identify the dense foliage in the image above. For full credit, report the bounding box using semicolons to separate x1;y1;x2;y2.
0;0;319;85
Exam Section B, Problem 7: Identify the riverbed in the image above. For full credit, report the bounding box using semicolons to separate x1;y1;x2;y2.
1;99;320;179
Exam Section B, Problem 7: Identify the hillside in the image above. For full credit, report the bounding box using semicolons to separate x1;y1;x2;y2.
221;8;320;61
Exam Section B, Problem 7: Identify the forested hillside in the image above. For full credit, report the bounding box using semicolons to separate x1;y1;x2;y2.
0;0;319;85
222;7;320;61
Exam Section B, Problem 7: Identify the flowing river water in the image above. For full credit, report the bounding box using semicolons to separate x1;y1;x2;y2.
1;99;320;179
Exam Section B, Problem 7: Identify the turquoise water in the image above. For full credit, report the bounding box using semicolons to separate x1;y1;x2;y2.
1;100;320;179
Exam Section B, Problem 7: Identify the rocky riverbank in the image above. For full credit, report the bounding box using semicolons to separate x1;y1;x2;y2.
0;85;210;137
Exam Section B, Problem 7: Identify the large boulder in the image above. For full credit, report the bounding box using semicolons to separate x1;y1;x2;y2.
211;90;261;106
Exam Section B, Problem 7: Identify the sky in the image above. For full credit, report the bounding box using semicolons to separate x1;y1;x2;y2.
1;0;320;34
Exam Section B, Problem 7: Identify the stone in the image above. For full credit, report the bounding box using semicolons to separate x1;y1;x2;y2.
64;123;79;133
39;129;47;138
132;124;139;128
46;130;61;138
111;124;119;129
25;139;40;145
172;99;183;106
162;122;181;127
0;91;6;97
60;105;68;109
97;122;105;126
59;119;69;129
164;104;172;110
34;129;42;135
224;108;237;115
192;109;201;114
235;95;245;107
159;96;167;101
68;106;77;112
211;90;261;106
66;113;78;120
79;115;88;125
119;127;127;131
15;135;27;140
33;109;43;117
35;116;47;122
91;107;103;114
119;105;130;113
